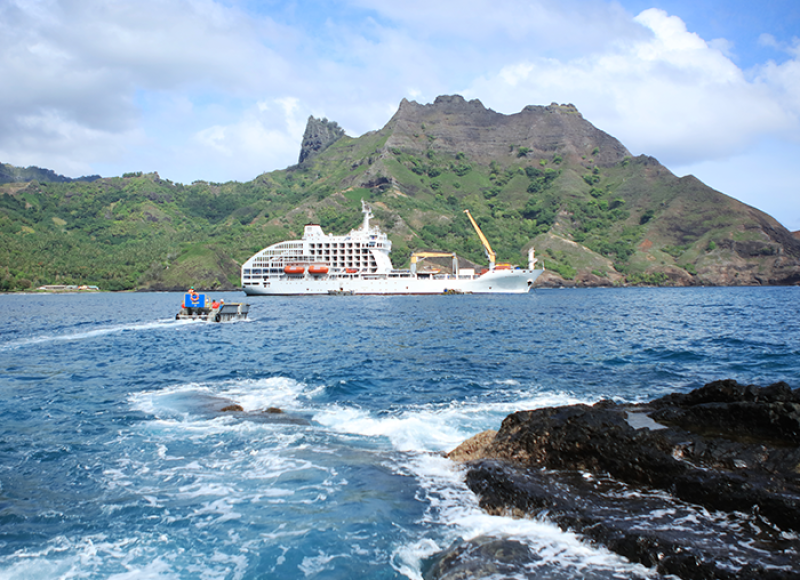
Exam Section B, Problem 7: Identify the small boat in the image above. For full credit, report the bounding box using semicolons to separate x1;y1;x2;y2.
176;292;250;322
284;265;306;275
327;289;354;296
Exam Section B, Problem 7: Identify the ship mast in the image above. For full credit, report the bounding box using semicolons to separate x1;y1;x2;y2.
361;200;373;231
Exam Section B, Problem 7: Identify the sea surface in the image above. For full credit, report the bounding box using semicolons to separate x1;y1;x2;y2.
0;287;798;580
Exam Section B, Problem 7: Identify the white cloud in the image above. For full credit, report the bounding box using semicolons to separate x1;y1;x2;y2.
465;8;797;167
0;0;294;177
182;97;307;182
348;0;642;50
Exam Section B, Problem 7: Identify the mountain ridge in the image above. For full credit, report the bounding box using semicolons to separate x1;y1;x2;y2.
1;95;798;291
0;162;101;185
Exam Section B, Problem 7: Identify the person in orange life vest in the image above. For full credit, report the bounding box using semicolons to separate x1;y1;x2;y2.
211;299;220;309
185;287;198;308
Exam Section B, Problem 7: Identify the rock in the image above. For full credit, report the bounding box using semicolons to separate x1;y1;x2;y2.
422;536;539;580
298;116;346;164
450;380;800;579
220;404;244;412
446;429;496;462
264;407;283;414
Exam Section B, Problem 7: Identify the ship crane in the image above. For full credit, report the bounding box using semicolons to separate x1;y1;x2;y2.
409;251;458;275
463;210;497;272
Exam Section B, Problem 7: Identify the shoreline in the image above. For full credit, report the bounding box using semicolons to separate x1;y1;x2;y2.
437;379;800;580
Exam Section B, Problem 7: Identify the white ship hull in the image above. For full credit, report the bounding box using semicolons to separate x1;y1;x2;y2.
242;268;543;296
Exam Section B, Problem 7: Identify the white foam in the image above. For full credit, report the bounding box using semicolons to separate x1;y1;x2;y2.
298;551;339;577
0;536;186;580
315;393;655;580
390;452;656;579
129;376;320;421
1;319;199;351
119;378;646;579
314;391;588;454
390;538;442;580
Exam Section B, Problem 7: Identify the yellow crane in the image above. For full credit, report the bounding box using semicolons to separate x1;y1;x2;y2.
463;210;497;271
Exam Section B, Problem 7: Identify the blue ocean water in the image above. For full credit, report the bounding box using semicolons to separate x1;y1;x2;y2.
0;287;798;579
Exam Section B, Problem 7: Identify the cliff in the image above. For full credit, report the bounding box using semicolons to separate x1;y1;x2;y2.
298;116;346;165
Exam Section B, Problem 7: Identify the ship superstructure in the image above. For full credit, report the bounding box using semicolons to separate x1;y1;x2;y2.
241;201;543;295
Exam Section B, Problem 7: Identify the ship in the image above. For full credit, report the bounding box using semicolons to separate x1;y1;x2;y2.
241;201;543;296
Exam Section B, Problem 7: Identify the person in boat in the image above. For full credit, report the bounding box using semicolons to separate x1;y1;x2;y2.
211;299;220;309
184;287;194;311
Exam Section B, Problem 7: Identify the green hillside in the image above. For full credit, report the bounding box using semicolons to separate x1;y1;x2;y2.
2;96;799;292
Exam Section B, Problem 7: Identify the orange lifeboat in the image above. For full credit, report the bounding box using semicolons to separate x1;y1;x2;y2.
284;265;306;275
345;268;359;274
308;264;329;275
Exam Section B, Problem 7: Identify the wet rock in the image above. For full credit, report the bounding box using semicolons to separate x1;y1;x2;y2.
452;380;800;579
220;404;244;412
423;533;657;580
422;536;538;580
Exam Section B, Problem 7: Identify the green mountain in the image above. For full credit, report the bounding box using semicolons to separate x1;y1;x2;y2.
1;95;799;291
0;163;100;185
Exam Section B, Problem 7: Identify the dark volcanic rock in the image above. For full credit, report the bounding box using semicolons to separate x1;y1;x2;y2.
452;380;800;580
298;116;346;164
422;536;539;580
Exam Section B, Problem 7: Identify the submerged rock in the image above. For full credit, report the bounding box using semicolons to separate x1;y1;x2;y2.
422;536;538;580
447;380;800;580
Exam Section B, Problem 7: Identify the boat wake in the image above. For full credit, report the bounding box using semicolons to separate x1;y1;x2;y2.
0;318;201;351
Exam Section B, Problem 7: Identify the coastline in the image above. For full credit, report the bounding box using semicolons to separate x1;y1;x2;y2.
438;379;800;580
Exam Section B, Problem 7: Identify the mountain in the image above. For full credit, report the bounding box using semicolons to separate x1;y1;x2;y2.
0;163;101;185
1;95;799;291
289;95;800;286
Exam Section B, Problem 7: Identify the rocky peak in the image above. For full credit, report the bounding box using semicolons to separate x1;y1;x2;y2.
385;94;629;166
298;116;346;165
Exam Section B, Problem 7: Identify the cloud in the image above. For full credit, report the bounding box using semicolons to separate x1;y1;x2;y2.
466;8;798;167
0;0;294;177
191;97;307;176
348;0;643;51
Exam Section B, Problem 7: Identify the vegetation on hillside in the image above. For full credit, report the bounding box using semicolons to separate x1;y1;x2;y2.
2;99;798;291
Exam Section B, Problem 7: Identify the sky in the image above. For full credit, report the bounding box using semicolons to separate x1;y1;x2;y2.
1;0;799;230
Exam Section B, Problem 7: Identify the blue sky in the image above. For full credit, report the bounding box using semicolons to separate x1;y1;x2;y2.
1;0;798;229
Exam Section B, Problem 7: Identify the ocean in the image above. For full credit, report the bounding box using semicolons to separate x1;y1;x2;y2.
1;287;798;579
